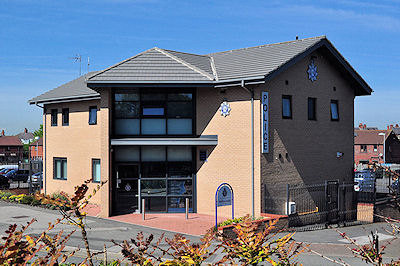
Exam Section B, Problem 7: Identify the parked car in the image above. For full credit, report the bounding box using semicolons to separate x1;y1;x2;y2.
391;179;399;192
28;172;43;185
5;170;29;182
0;168;14;175
354;170;375;192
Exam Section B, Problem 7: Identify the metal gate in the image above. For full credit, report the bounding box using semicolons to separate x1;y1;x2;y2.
325;180;339;224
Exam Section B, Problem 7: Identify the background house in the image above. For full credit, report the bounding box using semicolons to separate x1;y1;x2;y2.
0;130;23;164
29;137;43;160
17;128;34;145
354;124;400;167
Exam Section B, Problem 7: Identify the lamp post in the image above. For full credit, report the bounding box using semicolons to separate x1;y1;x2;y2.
378;132;385;165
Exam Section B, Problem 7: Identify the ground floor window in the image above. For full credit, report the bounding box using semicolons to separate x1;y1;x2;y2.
113;145;194;214
54;157;67;180
92;159;101;183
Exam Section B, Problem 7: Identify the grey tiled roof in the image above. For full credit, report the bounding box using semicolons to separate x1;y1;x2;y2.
88;48;213;82
29;72;99;104
208;36;324;81
31;36;372;104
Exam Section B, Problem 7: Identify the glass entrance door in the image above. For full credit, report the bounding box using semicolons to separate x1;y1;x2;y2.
113;164;139;215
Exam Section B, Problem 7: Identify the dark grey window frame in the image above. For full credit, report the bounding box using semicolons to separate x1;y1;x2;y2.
330;100;339;121
113;146;195;213
282;95;292;119
51;109;58;126
89;106;98;125
62;108;69;126
92;159;101;183
53;157;67;180
308;97;317;121
112;89;195;138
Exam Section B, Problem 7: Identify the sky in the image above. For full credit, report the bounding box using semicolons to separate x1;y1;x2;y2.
0;0;399;135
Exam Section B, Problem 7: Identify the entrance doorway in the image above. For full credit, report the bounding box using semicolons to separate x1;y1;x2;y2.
113;164;139;215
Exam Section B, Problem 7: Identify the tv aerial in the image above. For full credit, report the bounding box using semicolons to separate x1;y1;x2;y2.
69;54;82;76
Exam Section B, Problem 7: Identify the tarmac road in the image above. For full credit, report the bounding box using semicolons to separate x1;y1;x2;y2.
0;201;399;265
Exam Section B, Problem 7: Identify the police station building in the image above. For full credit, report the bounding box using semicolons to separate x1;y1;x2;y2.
29;36;371;218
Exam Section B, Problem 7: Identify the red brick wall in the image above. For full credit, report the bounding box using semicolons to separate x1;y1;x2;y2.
354;144;383;164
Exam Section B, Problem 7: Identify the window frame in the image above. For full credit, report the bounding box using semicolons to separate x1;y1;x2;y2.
89;106;98;125
62;108;69;126
51;109;58;126
112;89;195;137
53;157;67;180
92;159;101;183
360;145;367;153
307;97;317;121
330;100;339;121
282;95;292;119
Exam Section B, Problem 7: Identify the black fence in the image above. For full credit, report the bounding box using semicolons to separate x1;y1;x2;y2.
264;181;377;229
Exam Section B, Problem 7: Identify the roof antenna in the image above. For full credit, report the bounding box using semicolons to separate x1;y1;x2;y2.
69;54;82;76
87;57;90;73
296;35;299;40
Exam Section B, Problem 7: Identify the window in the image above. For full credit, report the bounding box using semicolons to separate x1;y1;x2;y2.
89;106;97;125
113;90;194;136
282;95;292;119
374;145;378;152
308;97;316;120
360;145;367;153
54;158;67;180
330;100;339;121
51;109;58;126
62;108;69;126
92;159;101;183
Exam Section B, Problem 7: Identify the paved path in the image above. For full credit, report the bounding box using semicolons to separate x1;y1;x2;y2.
0;201;399;265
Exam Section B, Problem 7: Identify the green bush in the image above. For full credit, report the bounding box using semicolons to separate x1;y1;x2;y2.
31;197;42;206
19;195;34;205
218;215;264;228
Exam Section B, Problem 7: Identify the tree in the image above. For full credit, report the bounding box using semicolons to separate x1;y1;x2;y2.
34;124;43;138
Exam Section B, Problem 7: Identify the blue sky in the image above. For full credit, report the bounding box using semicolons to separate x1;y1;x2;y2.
1;0;399;134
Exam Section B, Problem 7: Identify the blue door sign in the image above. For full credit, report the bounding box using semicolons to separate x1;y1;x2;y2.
215;183;234;229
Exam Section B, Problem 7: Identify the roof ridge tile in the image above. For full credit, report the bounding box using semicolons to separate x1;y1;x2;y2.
207;35;326;55
155;48;214;80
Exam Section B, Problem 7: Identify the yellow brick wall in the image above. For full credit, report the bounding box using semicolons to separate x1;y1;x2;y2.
196;87;262;218
44;99;103;205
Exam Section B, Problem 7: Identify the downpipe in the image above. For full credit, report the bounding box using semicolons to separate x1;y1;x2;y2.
241;80;255;218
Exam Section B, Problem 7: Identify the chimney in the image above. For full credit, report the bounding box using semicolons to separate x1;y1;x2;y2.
1;130;4;137
24;128;28;133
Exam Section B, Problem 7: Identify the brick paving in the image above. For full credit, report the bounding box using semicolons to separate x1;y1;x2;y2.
108;213;228;236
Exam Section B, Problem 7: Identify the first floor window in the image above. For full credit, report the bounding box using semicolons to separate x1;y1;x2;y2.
374;145;378;152
308;97;316;120
92;159;101;183
51;109;58;126
54;158;67;180
360;145;367;153
282;95;292;119
62;108;69;126
89;106;97;125
330;100;339;121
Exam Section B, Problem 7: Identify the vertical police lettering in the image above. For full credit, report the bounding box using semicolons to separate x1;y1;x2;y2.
262;92;269;153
